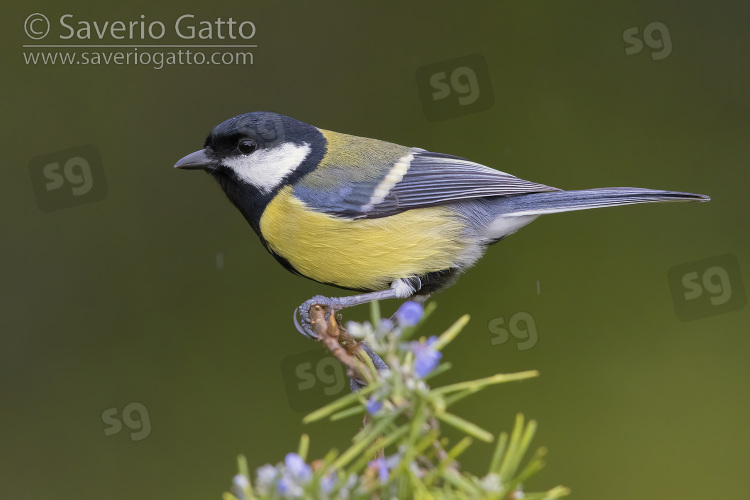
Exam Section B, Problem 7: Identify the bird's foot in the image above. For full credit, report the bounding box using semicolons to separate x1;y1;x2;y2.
293;295;343;339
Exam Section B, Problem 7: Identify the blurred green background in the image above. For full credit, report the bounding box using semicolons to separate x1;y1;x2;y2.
3;1;749;498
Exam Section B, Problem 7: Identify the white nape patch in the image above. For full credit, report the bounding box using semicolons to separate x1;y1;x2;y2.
362;153;413;211
484;215;539;242
391;278;417;298
222;143;311;194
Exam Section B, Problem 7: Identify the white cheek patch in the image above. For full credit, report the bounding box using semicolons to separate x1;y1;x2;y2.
222;142;311;193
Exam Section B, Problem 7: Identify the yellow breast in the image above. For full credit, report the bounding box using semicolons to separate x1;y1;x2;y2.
259;187;469;291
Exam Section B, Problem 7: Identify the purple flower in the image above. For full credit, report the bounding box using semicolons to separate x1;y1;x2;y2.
411;336;442;378
396;301;424;327
232;473;251;500
277;474;303;497
255;464;277;492
285;452;312;482
366;398;383;415
277;476;291;495
368;457;389;483
233;473;250;490
320;473;336;493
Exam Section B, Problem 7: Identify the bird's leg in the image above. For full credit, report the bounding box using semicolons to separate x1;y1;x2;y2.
350;342;388;391
293;289;403;339
293;281;426;389
294;290;402;391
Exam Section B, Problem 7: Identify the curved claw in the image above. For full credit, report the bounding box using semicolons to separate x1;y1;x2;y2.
293;306;316;339
293;295;344;339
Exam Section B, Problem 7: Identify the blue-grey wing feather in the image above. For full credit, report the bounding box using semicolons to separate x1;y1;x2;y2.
293;150;560;219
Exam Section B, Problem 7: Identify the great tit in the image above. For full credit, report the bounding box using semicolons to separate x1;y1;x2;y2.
174;111;709;337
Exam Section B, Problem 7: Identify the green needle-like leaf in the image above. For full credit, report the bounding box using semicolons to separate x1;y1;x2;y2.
489;432;508;474
437;412;494;443
370;299;381;326
499;414;525;480
334;410;403;470
302;384;377;424
434;371;539;396
432;314;470;351
297;434;309;462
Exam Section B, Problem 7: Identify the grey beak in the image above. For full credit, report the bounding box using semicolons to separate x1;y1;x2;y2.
174;149;213;170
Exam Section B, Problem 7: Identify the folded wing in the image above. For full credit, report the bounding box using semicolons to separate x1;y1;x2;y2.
293;150;560;219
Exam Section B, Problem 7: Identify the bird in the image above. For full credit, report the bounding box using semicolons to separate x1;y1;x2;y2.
174;111;709;338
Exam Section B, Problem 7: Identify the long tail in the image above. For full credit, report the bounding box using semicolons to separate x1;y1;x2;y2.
501;187;710;216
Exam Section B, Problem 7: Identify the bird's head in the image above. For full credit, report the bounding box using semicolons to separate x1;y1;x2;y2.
174;111;325;196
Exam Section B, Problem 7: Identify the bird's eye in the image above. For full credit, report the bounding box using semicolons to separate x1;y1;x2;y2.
237;139;258;155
